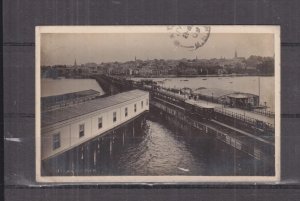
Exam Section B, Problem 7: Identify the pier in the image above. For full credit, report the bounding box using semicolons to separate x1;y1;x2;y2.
92;75;275;171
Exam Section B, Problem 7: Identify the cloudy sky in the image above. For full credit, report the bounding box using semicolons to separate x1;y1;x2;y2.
41;33;274;66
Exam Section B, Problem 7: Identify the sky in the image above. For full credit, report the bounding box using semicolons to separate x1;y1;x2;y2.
41;33;274;66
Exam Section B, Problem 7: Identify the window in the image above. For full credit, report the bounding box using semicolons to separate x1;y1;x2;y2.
52;133;61;150
141;101;143;109
113;112;117;122
98;117;103;129
134;104;137;112
125;107;128;117
79;124;85;138
146;99;149;106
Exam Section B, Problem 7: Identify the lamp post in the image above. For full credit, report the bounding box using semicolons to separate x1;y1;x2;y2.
258;74;261;106
264;101;267;115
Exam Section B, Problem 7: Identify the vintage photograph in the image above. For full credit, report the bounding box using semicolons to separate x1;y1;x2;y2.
36;26;280;183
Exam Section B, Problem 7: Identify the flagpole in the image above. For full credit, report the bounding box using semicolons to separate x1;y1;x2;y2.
258;76;260;105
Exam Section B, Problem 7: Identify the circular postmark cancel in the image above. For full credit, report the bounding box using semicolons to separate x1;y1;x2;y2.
167;25;211;51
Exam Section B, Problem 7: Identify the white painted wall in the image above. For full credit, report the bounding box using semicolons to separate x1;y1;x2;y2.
42;126;71;160
41;94;149;160
70;118;92;146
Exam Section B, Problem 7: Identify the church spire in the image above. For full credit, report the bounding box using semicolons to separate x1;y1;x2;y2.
234;49;237;58
74;59;77;67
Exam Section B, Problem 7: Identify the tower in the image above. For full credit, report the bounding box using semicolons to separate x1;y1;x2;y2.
234;49;237;58
74;59;77;67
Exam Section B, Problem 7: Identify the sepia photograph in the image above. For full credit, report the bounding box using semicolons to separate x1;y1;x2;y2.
35;26;280;183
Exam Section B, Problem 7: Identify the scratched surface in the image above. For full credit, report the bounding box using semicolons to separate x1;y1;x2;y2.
3;0;300;200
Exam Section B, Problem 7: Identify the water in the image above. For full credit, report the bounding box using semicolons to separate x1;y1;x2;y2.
111;117;266;176
132;76;275;111
116;119;208;175
41;78;105;97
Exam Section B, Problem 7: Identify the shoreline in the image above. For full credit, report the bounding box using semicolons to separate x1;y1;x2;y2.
129;74;274;79
42;74;274;80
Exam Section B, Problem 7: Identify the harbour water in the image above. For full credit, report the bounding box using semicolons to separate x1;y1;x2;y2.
111;115;265;176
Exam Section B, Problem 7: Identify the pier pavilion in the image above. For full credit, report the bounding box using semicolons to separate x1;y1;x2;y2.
192;88;259;109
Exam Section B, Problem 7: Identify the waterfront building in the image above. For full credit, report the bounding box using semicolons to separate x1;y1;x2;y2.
41;89;149;160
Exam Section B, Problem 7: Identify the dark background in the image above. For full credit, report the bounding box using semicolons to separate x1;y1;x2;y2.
3;0;300;200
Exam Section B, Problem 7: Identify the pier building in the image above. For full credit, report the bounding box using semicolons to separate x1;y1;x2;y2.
41;89;149;160
192;88;259;109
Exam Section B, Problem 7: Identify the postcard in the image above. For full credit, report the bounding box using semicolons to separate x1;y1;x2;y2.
36;25;280;183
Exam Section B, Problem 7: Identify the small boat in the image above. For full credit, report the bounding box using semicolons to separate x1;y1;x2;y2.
177;167;190;172
202;78;207;80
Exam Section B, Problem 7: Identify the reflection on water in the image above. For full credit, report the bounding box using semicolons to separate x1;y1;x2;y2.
116;119;208;175
111;118;264;176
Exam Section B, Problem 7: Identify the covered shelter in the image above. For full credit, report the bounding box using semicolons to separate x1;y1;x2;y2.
226;93;259;109
192;88;235;103
192;88;259;109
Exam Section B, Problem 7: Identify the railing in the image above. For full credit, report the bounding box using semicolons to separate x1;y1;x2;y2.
214;107;257;125
252;109;275;118
214;107;275;133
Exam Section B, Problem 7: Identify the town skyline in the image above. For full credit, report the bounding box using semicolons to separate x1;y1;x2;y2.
42;53;273;67
41;33;274;66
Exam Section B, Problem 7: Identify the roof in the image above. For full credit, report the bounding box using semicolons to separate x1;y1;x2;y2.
42;89;100;104
42;90;148;128
185;99;215;109
159;89;187;101
193;88;235;98
226;93;258;99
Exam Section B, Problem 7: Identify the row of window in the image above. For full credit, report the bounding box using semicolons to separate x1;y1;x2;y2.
52;99;148;150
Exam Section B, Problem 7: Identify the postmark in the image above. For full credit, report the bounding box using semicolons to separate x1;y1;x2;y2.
167;25;211;50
